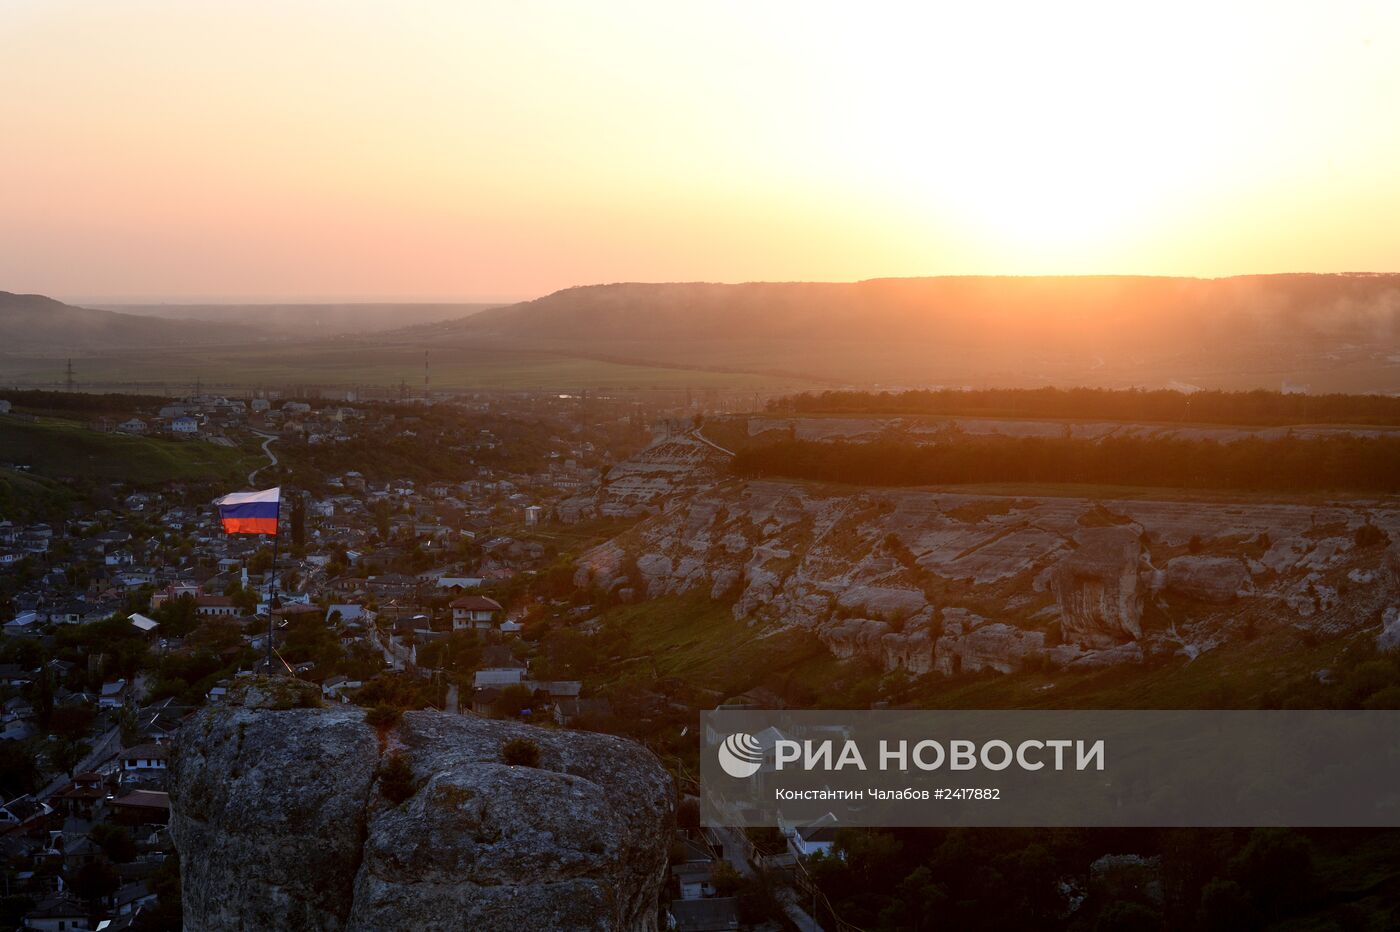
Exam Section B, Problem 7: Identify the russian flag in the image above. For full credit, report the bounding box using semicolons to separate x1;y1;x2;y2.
215;487;281;535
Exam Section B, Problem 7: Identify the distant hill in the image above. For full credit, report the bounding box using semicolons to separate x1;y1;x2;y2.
0;291;251;353
99;302;500;338
419;275;1400;392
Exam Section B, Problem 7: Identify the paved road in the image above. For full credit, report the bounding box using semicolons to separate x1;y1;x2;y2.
39;725;122;799
248;430;279;485
692;428;736;458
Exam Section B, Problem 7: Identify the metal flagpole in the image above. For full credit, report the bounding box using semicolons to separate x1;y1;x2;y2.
267;495;281;672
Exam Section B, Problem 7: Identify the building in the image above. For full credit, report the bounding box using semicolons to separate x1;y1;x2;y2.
120;743;169;779
195;595;239;617
450;595;503;631
171;416;199;434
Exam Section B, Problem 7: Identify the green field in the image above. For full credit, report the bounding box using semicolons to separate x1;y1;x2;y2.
0;339;819;394
0;415;257;485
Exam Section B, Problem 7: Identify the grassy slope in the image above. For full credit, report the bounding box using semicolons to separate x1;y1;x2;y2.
0;416;256;484
603;592;1400;927
1;341;818;393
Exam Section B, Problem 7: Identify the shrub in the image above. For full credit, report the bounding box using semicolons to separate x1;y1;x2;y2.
365;704;402;731
378;752;416;805
1355;522;1390;549
501;737;541;767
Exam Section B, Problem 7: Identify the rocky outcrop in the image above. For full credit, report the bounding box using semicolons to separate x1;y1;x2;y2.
171;679;675;932
934;611;1047;675
1164;556;1253;603
573;478;1400;676
1050;527;1144;649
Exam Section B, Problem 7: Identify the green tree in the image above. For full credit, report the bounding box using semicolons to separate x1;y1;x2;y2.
91;823;138;863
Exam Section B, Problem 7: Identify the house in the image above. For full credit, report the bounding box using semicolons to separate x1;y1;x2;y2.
450;595;502;631
436;575;483;591
22;892;89;931
119;743;168;778
113;879;158;917
553;697;613;727
786;812;840;859
321;676;362;700
151;582;201;608
3;610;38;637
472;667;524;689
326;603;365;623
170;416;199;434
117;418;148;433
195;595;239;617
0;794;52;830
109;789;170;825
98;679;129;709
128;613;159;637
47;773;106;820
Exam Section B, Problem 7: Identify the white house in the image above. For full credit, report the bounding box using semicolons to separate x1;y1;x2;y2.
437;575;483;591
170;416;199;434
120;743;168;776
118;417;148;433
450;595;502;631
473;667;525;688
785;812;840;859
128;613;159;636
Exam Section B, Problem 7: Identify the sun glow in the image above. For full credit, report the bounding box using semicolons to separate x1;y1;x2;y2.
3;1;1400;297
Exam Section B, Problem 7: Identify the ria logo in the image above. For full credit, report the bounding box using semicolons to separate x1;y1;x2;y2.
717;733;764;778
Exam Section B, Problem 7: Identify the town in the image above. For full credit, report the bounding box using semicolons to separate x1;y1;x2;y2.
0;387;783;931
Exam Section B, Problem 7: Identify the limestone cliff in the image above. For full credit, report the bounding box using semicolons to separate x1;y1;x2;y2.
576;477;1400;675
170;679;675;931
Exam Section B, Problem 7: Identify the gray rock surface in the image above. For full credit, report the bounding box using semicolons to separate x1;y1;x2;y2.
1050;527;1144;649
171;679;675;932
1165;556;1253;603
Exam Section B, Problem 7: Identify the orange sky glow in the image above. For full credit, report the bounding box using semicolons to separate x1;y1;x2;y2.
3;1;1399;301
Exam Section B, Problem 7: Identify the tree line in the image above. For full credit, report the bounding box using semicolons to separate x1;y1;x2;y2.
732;434;1400;493
776;387;1400;426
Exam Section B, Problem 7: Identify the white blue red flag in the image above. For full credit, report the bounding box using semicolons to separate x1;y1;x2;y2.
214;487;281;535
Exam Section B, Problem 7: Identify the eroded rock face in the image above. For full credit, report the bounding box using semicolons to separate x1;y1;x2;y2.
1165;556;1253;603
934;612;1047;675
171;679;675;932
1050;527;1144;649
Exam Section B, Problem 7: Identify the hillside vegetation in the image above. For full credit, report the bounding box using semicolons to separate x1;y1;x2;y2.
0;291;249;352
0;416;254;485
417;274;1400;392
779;387;1400;426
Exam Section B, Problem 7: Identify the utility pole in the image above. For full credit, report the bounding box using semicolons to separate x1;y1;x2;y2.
64;358;75;392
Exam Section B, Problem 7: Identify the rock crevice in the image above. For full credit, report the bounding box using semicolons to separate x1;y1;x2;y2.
171;679;675;931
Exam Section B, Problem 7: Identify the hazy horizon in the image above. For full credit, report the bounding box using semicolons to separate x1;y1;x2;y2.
49;269;1400;310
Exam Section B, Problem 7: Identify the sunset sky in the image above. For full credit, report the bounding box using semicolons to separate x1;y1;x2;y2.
4;1;1399;301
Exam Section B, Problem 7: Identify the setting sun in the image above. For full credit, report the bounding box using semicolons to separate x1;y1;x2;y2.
3;1;1399;299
